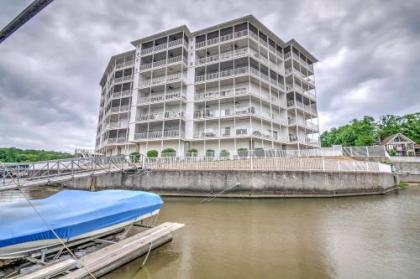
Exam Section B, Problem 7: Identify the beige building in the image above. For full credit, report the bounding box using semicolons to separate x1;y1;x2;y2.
381;133;416;156
95;15;320;157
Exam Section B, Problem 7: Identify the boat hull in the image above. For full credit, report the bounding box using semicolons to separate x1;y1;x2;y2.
0;190;163;260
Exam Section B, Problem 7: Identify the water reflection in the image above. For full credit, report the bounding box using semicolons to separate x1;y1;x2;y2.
104;188;420;279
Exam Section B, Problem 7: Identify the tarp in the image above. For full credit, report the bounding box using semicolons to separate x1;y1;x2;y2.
0;190;163;248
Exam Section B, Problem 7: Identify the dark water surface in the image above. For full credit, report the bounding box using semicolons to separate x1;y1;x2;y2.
2;187;419;279
103;187;420;279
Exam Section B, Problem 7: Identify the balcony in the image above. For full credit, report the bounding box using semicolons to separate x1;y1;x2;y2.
135;129;183;140
115;61;134;70
140;72;186;88
138;90;186;105
107;121;129;129
136;111;184;122
140;56;187;71
142;39;187;55
289;135;319;145
287;100;317;115
194;106;278;123
110;105;130;113
284;52;314;72
196;47;250;66
112;90;131;99
105;137;127;144
114;75;133;84
288;119;318;131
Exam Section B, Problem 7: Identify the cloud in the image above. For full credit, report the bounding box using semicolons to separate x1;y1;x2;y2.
0;0;419;151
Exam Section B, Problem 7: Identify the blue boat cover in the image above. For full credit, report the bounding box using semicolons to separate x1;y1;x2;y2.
0;190;163;248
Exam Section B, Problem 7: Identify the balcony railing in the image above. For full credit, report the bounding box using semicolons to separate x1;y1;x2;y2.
140;56;187;71
288;119;318;131
112;90;131;99
135;129;182;139
140;72;186;88
284;52;314;72
114;75;133;83
141;39;187;55
136;111;184;122
287;100;317;114
138;90;186;105
106;137;127;144
107;121;128;129
110;105;130;113
115;61;134;69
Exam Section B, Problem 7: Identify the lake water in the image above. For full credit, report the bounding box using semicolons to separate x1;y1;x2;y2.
104;186;420;279
2;186;420;279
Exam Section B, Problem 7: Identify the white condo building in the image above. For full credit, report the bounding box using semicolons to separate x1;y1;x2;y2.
95;15;320;157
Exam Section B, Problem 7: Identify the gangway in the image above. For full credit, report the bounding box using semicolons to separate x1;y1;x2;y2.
0;155;147;191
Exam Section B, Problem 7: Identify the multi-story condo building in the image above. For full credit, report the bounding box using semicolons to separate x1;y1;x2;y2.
95;15;320;157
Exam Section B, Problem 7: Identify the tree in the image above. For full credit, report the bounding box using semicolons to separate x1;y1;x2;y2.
321;113;420;147
0;147;73;163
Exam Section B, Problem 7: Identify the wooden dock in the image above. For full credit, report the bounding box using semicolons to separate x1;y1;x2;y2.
19;222;184;279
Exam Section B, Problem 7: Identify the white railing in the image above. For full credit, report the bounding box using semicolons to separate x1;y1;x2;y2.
135;129;181;139
1;155;141;188
288;119;318;131
110;105;130;113
287;100;317;114
115;61;134;69
141;47;154;55
168;38;183;48
144;156;392;173
136;111;184;122
342;146;389;158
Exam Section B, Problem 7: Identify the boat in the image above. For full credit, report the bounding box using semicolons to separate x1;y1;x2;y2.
0;190;163;259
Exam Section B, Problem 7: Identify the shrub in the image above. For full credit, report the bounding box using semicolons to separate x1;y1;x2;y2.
130;152;140;162
220;149;230;158
399;181;409;190
146;150;158;158
187;148;198;157
237;148;248;157
388;149;397;156
161;148;176;157
206;149;215;157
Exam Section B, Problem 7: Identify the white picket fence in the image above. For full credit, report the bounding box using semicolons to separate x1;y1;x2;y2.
145;156;392;173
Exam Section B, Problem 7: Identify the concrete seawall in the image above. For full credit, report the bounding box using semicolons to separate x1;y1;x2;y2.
392;161;420;182
63;170;398;198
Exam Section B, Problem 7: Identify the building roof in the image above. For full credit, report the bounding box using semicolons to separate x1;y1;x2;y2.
131;25;191;47
381;133;416;145
129;15;318;63
100;50;136;86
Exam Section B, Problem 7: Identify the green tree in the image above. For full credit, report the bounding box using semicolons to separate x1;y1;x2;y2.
0;147;73;163
321;113;420;147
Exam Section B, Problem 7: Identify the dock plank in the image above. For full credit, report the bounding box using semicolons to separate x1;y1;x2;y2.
61;222;184;278
18;258;77;279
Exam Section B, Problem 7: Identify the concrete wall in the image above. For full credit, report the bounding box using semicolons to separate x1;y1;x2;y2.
392;161;420;182
63;170;398;198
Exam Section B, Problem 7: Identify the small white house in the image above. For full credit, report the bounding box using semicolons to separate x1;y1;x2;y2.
381;133;416;156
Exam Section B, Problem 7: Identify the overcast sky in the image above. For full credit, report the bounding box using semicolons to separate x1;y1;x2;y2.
0;0;419;152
